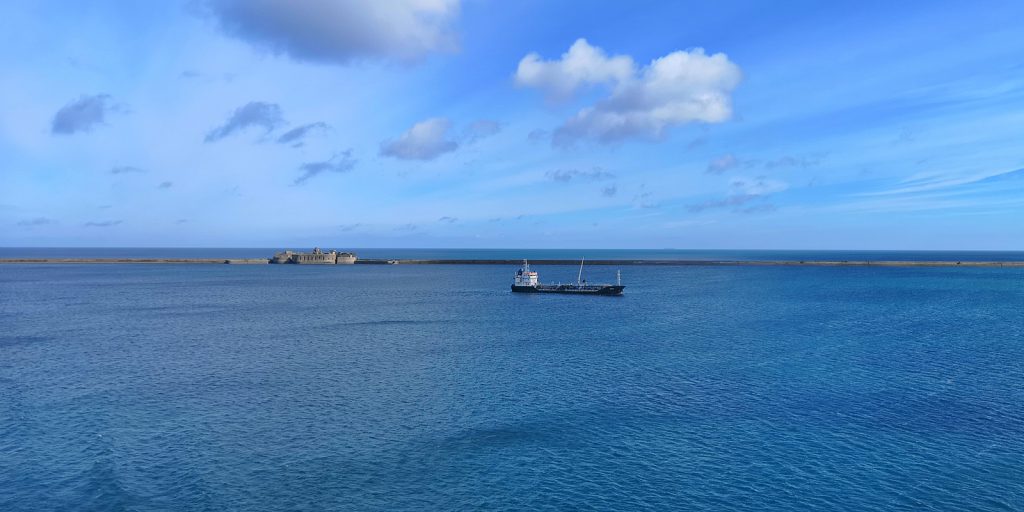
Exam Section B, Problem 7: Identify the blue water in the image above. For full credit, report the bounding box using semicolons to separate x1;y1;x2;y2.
2;262;1023;510
3;247;1024;262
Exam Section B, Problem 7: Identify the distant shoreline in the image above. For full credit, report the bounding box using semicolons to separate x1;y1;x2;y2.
2;258;1022;268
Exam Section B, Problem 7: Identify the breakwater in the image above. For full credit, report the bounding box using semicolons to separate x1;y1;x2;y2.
2;258;1023;267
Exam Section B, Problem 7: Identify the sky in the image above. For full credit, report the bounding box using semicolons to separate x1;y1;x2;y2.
1;0;1023;249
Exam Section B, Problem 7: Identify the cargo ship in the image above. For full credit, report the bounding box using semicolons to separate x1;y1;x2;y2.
511;259;624;296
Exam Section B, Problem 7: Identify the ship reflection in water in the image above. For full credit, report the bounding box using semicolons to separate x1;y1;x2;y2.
511;259;624;296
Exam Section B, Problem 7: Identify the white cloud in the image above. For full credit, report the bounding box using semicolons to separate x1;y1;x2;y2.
764;155;821;169
515;39;634;100
516;39;742;146
294;150;357;184
730;176;788;196
858;168;1019;197
51;94;113;135
462;119;501;143
277;122;330;146
205;0;460;65
379;117;458;160
110;165;146;175
688;176;788;213
16;217;56;227
205;101;284;142
546;168;615;182
706;154;738;174
84;220;123;228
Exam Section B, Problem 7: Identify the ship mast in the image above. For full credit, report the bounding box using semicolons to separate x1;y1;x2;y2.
577;257;585;286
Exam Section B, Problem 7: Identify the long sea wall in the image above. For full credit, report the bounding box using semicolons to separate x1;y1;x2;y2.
2;258;1022;267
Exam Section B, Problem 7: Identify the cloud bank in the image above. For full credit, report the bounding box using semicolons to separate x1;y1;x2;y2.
205;102;284;142
51;94;113;135
516;39;741;146
380;118;458;160
205;0;460;65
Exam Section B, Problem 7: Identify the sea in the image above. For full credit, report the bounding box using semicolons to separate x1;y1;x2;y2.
1;249;1022;511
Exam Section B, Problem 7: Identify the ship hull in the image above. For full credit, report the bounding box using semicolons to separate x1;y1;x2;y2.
511;284;624;296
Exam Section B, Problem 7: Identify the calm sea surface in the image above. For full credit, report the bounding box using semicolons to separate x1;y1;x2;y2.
1;261;1023;510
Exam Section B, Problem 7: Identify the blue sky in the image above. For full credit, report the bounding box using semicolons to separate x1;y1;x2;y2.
2;0;1022;249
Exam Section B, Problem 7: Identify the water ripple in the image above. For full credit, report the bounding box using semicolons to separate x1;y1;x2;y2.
1;264;1022;510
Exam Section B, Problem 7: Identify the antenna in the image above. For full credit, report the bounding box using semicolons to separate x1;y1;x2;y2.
577;257;585;286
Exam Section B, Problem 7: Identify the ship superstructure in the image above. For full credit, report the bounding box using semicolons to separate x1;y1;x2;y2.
511;259;624;296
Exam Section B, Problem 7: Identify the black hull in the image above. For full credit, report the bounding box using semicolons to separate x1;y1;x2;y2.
511;284;624;296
